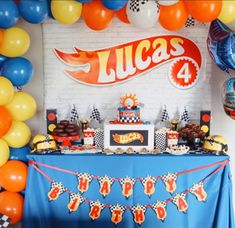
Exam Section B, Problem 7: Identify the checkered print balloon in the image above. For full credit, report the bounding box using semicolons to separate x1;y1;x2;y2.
0;214;10;228
127;0;159;29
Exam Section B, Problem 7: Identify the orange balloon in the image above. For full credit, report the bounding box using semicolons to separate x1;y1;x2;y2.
185;0;222;23
0;160;28;192
0;106;12;138
116;5;130;24
82;0;114;31
0;191;24;224
159;1;188;31
0;29;3;46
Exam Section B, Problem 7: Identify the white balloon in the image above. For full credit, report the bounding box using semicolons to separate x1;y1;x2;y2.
127;0;159;29
158;0;178;6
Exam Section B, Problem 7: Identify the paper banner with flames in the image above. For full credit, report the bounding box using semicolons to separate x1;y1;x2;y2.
75;172;176;198
54;36;202;86
28;159;228;199
48;180;208;225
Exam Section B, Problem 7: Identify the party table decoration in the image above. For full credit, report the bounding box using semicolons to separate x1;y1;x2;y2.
24;155;231;228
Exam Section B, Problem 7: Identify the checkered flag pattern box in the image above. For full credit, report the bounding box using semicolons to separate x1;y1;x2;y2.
90;107;101;122
0;214;10;228
94;129;104;149
155;131;167;151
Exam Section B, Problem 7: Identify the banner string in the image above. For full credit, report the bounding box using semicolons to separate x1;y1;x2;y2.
29;159;229;182
30;159;229;210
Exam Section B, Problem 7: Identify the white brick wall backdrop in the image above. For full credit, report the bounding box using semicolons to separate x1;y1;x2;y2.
43;18;211;123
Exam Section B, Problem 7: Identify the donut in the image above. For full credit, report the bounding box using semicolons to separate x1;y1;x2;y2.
67;124;78;129
68;131;79;136
65;128;76;133
53;128;64;133
60;120;69;126
56;124;66;129
57;132;68;137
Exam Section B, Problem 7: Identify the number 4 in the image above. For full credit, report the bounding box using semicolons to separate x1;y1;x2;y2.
177;63;191;83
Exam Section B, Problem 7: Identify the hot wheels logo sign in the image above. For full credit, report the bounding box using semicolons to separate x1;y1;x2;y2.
55;36;202;87
112;132;144;144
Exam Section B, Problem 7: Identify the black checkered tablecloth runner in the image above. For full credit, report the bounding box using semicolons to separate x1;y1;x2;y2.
0;214;10;228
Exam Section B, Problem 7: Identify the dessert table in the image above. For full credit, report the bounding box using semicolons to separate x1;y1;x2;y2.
22;153;234;228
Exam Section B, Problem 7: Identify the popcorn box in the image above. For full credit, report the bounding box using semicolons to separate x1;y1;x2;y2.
84;128;94;145
167;131;179;147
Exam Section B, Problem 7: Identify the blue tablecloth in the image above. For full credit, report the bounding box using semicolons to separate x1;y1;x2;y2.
23;154;234;228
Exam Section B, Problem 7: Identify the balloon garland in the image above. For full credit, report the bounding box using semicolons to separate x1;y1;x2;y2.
0;0;234;223
0;0;234;31
0;1;36;225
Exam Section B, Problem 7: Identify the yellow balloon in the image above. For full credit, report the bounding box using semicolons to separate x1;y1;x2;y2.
51;0;82;25
3;121;31;148
0;27;30;57
6;91;37;121
218;0;235;24
0;77;14;105
0;139;9;167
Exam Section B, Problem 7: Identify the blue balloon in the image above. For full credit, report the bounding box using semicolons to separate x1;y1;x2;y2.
208;20;235;73
0;55;9;69
102;0;128;10
9;146;30;163
47;0;54;19
0;0;19;28
19;0;48;24
1;57;34;87
76;0;92;3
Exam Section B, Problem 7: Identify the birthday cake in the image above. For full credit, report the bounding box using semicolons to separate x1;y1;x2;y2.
118;94;141;123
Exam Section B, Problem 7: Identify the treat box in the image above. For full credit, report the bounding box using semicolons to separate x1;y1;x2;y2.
104;122;154;151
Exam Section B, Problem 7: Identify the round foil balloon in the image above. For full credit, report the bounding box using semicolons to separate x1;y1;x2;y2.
207;20;235;73
223;77;235;120
127;0;159;29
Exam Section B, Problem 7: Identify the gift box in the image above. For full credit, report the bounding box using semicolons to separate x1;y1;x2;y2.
167;131;179;147
94;128;104;149
154;128;169;152
84;128;94;145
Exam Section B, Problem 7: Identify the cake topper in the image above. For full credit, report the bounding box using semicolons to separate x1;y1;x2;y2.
120;94;139;110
